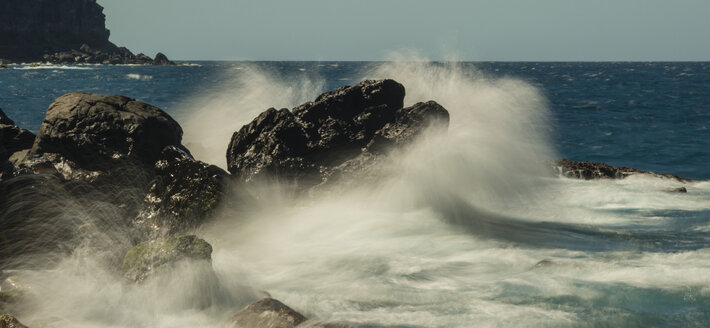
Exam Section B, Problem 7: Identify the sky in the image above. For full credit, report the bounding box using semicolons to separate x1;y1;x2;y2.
101;0;710;61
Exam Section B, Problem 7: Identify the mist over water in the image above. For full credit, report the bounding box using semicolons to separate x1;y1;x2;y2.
4;60;710;327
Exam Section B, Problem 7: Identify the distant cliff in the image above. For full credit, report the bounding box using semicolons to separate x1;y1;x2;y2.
0;0;174;65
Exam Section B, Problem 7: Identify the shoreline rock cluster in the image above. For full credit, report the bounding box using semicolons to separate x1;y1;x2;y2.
553;158;691;182
0;78;694;326
0;0;175;65
0;79;449;326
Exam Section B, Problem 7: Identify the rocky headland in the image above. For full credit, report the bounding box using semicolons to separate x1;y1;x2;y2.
0;0;175;65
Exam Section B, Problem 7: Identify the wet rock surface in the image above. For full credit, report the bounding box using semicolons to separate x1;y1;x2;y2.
231;298;308;328
0;93;186;268
121;234;212;283
227;79;449;188
134;146;229;236
0;108;35;180
553;158;692;182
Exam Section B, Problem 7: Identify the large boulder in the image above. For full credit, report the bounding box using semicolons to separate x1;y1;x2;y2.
122;235;212;283
231;298;307;328
553;159;691;182
30;92;185;171
134;146;229;236
226;80;449;188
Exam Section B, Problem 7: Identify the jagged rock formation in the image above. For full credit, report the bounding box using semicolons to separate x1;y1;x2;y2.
1;93;189;269
0;0;175;65
553;159;692;182
227;79;450;189
134;146;229;236
0;107;35;179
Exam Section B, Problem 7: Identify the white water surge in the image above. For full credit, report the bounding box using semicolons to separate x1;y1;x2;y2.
6;61;710;327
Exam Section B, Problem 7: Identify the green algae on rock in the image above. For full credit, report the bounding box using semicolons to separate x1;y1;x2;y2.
0;314;27;328
121;235;212;283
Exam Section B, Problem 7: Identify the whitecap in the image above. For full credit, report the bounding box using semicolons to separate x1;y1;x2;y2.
125;73;153;80
15;64;95;70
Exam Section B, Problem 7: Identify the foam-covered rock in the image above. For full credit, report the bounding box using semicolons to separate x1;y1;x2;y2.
231;298;307;328
122;235;212;283
553;159;691;182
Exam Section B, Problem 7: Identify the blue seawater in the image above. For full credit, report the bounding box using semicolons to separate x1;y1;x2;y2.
1;62;708;179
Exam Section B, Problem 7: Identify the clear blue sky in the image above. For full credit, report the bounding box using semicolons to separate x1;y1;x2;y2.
101;0;710;61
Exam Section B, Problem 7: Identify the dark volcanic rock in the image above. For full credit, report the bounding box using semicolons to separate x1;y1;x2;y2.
0;107;35;180
0;0;175;65
227;79;449;188
135;53;153;64
152;52;175;66
122;234;212;283
0;94;198;270
134;146;229;236
0;174;79;269
553;159;692;182
231;298;307;328
30;92;185;170
366;100;449;152
0;108;16;126
0;314;27;328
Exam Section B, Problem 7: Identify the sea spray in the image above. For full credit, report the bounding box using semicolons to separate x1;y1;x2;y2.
179;65;324;168
4;60;710;327
362;59;557;216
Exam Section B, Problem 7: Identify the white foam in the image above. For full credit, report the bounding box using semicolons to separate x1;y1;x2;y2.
125;73;153;80
14;64;95;70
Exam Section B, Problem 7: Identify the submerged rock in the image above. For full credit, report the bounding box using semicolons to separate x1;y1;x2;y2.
666;187;687;193
122;235;212;283
0;315;27;328
30;92;185;171
227;79;449;188
231;298;307;328
134;146;229;236
553;159;692;182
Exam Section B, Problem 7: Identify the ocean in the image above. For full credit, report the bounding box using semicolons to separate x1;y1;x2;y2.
1;61;709;327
